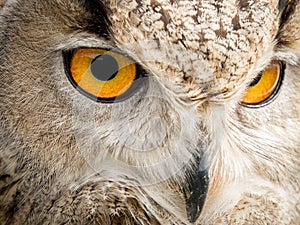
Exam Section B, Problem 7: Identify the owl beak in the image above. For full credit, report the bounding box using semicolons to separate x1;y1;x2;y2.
183;166;209;223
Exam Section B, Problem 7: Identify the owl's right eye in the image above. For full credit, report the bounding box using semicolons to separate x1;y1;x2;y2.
64;48;143;103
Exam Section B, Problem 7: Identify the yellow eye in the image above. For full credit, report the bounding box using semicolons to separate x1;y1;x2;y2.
65;48;138;102
241;61;285;107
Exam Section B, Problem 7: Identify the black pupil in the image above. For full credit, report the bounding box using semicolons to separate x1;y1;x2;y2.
249;73;262;87
90;54;119;81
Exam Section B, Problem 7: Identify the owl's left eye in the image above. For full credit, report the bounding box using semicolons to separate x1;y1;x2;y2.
64;48;141;102
241;60;285;107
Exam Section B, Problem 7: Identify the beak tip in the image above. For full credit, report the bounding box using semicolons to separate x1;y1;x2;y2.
184;169;209;223
187;209;200;223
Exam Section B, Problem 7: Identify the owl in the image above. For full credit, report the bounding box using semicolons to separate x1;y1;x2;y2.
0;0;300;224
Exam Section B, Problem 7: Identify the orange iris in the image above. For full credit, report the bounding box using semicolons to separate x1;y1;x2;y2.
241;61;282;105
69;48;136;99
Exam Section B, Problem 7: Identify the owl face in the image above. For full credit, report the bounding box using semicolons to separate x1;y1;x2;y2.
0;0;300;224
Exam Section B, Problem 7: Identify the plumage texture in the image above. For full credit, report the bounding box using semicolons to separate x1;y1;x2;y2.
0;0;300;224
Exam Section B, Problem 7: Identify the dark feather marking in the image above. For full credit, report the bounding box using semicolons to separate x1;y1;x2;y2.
81;0;112;39
279;0;299;28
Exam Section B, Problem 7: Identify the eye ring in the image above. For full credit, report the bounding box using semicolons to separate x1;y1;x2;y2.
240;60;285;108
63;48;144;103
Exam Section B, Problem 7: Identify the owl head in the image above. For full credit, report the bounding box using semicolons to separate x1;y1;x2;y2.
0;0;300;224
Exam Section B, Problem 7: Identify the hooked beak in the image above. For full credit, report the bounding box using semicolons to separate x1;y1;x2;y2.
183;160;209;223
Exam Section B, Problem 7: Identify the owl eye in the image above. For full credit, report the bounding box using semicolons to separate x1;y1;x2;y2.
64;48;140;102
241;60;285;107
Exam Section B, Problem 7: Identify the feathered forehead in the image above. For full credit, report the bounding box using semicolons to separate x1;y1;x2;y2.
102;0;283;84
